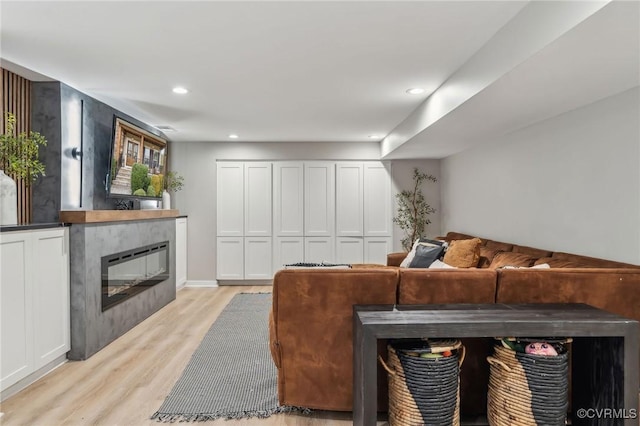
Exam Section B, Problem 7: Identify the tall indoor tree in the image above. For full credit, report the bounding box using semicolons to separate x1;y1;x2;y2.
393;168;437;251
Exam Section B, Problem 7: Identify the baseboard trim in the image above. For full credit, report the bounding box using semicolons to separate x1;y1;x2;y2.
184;280;219;288
1;355;67;402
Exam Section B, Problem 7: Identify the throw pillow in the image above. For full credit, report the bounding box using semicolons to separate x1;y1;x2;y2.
478;247;502;268
408;244;445;268
400;238;446;268
489;252;537;269
443;238;482;268
428;259;457;269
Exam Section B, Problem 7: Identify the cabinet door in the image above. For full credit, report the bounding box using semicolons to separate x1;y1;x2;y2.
304;237;335;263
176;218;188;288
336;237;364;264
32;229;70;369
216;162;244;237
244;237;273;279
273;162;304;237
273;237;304;272
0;232;33;391
245;163;272;237
364;237;392;265
216;237;244;280
364;162;392;237
336;163;363;237
304;162;335;237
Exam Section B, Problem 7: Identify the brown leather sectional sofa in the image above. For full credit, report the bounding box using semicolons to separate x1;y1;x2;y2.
268;231;640;414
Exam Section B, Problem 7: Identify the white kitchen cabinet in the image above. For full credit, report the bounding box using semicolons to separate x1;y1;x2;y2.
175;217;188;288
304;237;335;263
244;237;273;279
216;237;244;280
364;237;393;265
273;162;304;237
364;162;392;237
273;237;304;271
336;163;363;237
216;162;244;237
304;162;335;237
244;163;272;237
336;237;364;264
1;227;69;393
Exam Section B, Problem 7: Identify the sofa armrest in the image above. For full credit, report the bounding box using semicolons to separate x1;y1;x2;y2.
387;252;407;267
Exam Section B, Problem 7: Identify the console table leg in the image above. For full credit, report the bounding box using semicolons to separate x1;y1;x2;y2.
354;322;377;426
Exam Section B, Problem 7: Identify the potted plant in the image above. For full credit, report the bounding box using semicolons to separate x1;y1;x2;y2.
393;168;437;251
161;170;184;209
0;112;47;225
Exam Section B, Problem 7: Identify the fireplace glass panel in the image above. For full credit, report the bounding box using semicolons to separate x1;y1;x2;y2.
102;241;170;311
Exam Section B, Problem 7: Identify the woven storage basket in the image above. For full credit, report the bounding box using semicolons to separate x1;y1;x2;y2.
487;340;570;426
379;339;465;426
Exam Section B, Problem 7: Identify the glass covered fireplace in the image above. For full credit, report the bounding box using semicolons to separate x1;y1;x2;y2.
101;241;170;311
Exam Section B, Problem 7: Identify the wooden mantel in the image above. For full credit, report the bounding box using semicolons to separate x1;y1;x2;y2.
60;209;180;224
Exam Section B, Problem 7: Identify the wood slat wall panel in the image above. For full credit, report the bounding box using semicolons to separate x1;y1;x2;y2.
1;67;33;224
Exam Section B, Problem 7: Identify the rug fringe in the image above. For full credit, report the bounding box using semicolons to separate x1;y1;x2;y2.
151;406;311;422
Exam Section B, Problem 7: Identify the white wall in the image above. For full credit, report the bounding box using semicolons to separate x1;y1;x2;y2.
169;142;441;281
441;87;640;264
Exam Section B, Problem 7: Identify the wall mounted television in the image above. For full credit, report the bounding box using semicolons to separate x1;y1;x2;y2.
106;116;168;201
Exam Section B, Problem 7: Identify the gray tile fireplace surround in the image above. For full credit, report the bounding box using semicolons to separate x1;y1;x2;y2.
68;218;176;360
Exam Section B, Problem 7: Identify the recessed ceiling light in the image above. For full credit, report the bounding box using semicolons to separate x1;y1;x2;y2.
406;88;425;95
229;134;239;139
172;87;188;94
155;125;177;132
368;135;381;139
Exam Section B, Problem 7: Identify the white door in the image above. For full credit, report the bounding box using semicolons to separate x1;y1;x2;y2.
216;237;244;280
364;237;393;265
364;162;392;237
336;237;364;264
336;163;363;237
304;162;335;237
216;162;244;237
176;218;188;288
304;237;335;264
244;163;272;237
0;232;33;391
244;237;273;279
32;229;70;369
273;237;304;271
273;162;304;237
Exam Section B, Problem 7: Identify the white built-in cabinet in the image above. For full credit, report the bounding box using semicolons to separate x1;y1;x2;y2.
1;227;70;393
217;161;392;281
175;217;188;288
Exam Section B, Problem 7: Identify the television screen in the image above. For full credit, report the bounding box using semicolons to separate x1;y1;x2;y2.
107;116;168;200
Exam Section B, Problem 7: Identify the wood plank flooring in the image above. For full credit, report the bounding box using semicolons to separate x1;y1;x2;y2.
0;286;373;426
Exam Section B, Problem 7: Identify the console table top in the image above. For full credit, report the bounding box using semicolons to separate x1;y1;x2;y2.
59;209;180;224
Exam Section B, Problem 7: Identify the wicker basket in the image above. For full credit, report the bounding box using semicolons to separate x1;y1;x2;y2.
379;339;465;426
487;339;570;426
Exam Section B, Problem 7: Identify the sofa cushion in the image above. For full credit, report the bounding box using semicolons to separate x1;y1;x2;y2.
443;238;482;268
478;247;502;268
484;240;514;252
534;257;588;268
513;244;553;259
551;252;640;269
489;251;537;269
409;244;445;268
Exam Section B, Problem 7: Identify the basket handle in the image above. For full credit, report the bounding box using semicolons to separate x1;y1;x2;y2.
486;356;511;372
378;355;396;377
458;345;466;367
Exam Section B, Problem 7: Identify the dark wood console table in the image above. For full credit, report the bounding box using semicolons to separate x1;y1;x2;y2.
353;303;639;426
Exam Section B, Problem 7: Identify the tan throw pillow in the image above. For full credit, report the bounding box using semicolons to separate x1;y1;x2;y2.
443;238;482;268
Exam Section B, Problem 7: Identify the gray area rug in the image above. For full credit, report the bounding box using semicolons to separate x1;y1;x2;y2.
151;292;295;421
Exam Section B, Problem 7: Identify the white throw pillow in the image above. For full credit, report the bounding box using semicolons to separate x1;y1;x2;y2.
428;259;457;269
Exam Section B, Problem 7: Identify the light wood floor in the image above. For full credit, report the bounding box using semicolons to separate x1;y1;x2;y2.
0;286;378;426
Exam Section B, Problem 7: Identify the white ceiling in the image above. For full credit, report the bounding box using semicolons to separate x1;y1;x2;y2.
1;1;638;159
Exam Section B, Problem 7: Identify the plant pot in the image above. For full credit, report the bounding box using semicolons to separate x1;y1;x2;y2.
139;199;160;210
0;170;18;225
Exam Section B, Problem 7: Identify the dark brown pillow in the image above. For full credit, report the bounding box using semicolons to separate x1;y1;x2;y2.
534;257;587;268
489;252;537;269
443;238;482;268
